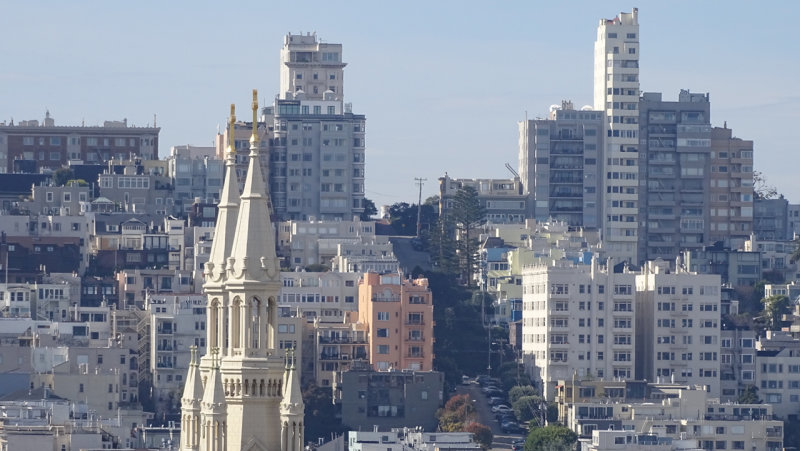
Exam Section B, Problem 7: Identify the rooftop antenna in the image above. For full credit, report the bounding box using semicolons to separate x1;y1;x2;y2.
153;114;157;127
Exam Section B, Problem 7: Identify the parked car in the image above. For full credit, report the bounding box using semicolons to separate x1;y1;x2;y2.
512;440;525;451
492;404;512;414
501;421;524;434
484;387;505;397
488;396;505;406
497;412;517;423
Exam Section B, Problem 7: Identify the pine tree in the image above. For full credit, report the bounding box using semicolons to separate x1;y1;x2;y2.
430;213;459;275
451;186;486;286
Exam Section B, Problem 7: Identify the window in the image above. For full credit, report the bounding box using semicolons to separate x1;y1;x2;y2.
377;328;388;337
377;312;389;321
378;345;389;354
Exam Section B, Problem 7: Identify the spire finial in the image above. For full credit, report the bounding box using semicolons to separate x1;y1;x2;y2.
250;89;259;149
228;104;236;155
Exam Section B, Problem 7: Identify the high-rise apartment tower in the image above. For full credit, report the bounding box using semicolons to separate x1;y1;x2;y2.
594;9;640;262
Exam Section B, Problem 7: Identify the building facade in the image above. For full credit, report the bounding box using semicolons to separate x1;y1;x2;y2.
0;113;159;173
358;272;434;372
268;33;366;221
637;91;712;262
708;126;754;248
594;9;641;262
517;102;603;228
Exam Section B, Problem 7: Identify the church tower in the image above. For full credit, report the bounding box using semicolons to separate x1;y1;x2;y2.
182;91;302;451
220;89;285;451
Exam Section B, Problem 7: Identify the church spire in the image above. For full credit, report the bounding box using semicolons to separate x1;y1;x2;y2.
280;349;305;451
228;89;279;282
205;104;241;285
200;349;227;451
180;347;203;450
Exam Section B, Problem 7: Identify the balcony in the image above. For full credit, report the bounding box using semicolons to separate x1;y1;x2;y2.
406;353;425;359
405;320;425;326
319;336;367;344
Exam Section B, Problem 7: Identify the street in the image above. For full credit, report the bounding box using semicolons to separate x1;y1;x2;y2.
455;383;527;451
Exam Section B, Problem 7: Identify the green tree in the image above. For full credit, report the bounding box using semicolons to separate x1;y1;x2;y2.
53;168;74;187
430;271;488;386
790;236;800;265
303;384;344;442
737;385;761;404
450;186;486;286
464;423;493;449
513;395;544;424
429;214;459;274
388;202;438;236
762;294;790;330
360;198;378;220
509;385;539;404
525;425;577;451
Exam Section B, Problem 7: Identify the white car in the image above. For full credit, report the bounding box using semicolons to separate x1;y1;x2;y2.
492;404;512;414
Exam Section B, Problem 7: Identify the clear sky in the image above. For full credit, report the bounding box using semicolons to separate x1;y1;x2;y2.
2;2;799;209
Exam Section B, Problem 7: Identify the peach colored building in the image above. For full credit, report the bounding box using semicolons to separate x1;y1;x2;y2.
358;272;434;371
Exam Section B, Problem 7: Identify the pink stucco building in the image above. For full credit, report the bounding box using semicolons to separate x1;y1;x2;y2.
358;272;434;371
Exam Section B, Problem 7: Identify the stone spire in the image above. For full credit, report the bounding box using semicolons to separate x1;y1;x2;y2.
180;347;203;451
200;349;227;451
205;105;241;285
183;347;205;404
280;349;305;451
228;89;279;282
202;350;227;410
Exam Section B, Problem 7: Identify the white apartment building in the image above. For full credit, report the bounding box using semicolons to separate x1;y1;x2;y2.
332;241;398;274
145;293;207;410
522;257;636;400
277;218;378;268
635;260;722;397
756;331;800;419
268;33;366;221
523;256;722;400
278;271;361;323
594;9;640;262
719;328;757;403
563;386;782;451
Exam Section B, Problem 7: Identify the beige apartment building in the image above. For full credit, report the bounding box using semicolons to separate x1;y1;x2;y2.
358;272;434;371
709;126;754;248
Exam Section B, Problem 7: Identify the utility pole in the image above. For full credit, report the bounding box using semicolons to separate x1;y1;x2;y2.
414;177;427;238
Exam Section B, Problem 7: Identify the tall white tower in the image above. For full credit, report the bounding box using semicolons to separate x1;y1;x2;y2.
181;91;304;451
594;9;640;263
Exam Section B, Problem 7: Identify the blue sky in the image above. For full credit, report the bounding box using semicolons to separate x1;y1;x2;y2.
2;2;799;208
